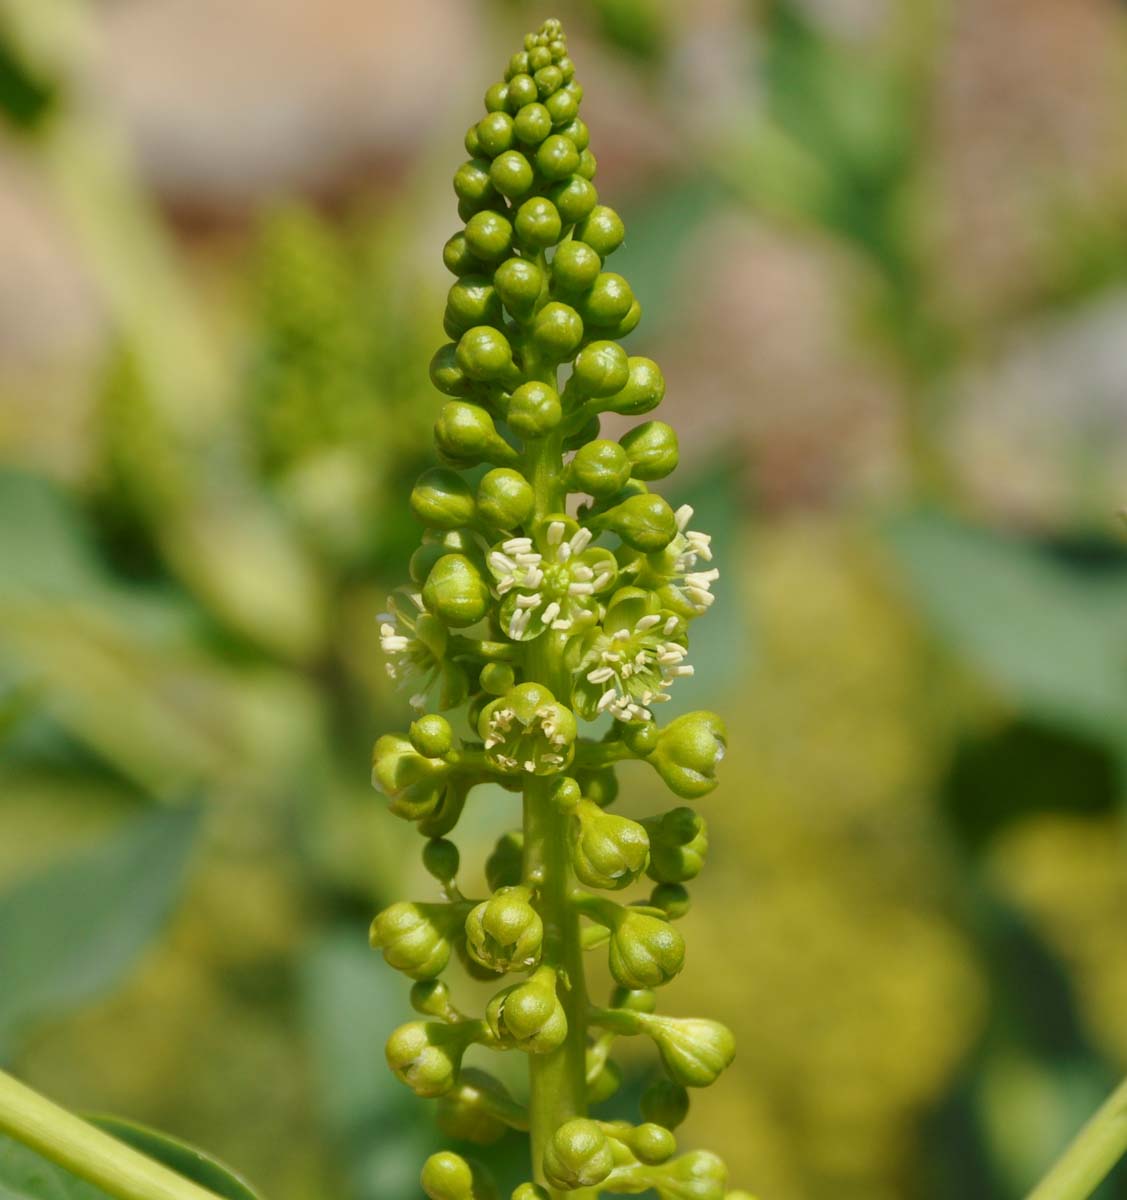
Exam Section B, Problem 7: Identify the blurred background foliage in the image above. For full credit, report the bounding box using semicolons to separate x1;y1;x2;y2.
1;0;1126;1198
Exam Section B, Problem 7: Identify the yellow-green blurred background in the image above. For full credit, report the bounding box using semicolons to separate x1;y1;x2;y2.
2;1;1127;1198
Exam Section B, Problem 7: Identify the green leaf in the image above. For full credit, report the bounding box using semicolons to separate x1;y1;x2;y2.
0;804;201;1056
0;1135;108;1200
884;511;1127;742
0;34;56;132
86;1117;260;1200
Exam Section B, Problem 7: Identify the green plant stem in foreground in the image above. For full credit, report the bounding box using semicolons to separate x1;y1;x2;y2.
0;1069;225;1200
1025;1076;1127;1200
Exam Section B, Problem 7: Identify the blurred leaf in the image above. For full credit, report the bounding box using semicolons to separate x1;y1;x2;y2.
0;1135;108;1200
0;804;201;1056
885;511;1127;743
589;0;668;61
87;1116;260;1200
0;32;56;131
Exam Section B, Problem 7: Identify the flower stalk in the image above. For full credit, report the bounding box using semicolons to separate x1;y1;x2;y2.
1024;1075;1127;1200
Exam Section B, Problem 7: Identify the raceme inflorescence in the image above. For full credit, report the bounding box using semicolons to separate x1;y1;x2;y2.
371;19;749;1200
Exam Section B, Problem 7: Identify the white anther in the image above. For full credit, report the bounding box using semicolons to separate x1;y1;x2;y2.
547;522;565;545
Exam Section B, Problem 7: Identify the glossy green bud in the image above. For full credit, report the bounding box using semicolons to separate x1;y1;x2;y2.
576;765;619;808
477;468;535;529
576;205;624;256
410;978;459;1020
515;196;563;249
549;176;597;225
608;910;685;989
447;275;503;333
577;147;597;180
410;468;476;529
529;45;552;71
597;493;679;552
571;339;630;397
570;798;649;890
484;81;509;112
648;711;727;798
644;807;708;883
490;149;534;200
437;1069;515;1147
477;111;515;157
436;400;519;466
642;1014;735;1088
465;124;483;158
586;1052;623;1104
386;1019;471;1097
421;1151;499;1200
610;986;658;1014
545;87;578;125
370;901;458;980
531;301;584;361
657;1150;728;1200
612;298;643;339
485;829;524;891
581;272;634;327
410;714;455;758
464;210;515;264
651;882;692;919
511;1185;549;1200
508;72;538;107
551;240;602;294
444;231;481;276
536;133;580;181
568;439;632;498
486;965;567;1053
423;837;460;885
621;720;660;755
422;553;492;627
534;64;563;97
465;885;543;973
603;1122;677;1166
454;327;519;386
507;380;562;437
602;356;665;415
543;1119;615;1191
429;342;473;397
514;101;552;144
454;159;496;207
620;421;679;480
372;734;450;820
641;1078;690;1130
559;116;589;150
480;661;517;695
493;257;544;318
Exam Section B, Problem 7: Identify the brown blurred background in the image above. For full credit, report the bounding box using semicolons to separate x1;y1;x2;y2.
2;2;1127;1199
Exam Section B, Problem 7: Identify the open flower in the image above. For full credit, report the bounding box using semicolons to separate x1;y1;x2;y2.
487;517;616;641
378;589;468;712
573;589;692;723
626;504;719;619
478;682;578;775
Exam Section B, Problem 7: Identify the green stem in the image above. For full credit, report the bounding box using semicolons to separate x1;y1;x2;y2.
1024;1075;1127;1200
0;1069;225;1200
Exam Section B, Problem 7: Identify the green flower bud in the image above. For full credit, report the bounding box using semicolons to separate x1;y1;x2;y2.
477;467;535;529
586;1053;623;1105
640;1014;735;1088
465;885;543;973
530;301;584;361
651;882;692;919
454;159;496;207
545;86;579;125
490;149;534;200
485;829;524;891
643;807;708;883
610;986;658;1013
551;240;602;294
608;909;685;989
641;1078;690;1130
543;1119;614;1191
548;175;598;225
536;133;580;181
480;661;517;695
604;1122;677;1165
370;900;463;980
571;339;630;397
444;231;481;276
464;210;515;264
581;272;634;328
465;124;483;158
423;836;461;885
410;978;458;1020
559;116;589;150
612;298;643;338
655;1150;728;1200
479;682;578;775
386;1019;475;1097
568;439;632;498
372;733;450;820
421;1151;499;1200
447;275;503;333
595;493;679;552
411;467;476;529
647;711;727;799
575;205;624;256
429;343;473;397
602;356;665;415
410;714;455;758
569;798;649;890
484;81;509;112
515;196;563;249
422;553;491;628
620;421;679;480
529;46;552;71
576;765;620;808
486;965;567;1053
477;111;515;157
507;380;562;437
621;720;660;755
494;257;544;319
435;400;519;467
577;147;597;179
511;1185;549;1200
514;101;552;144
534;64;564;98
454;327;520;387
436;1069;516;1147
508;72;538;106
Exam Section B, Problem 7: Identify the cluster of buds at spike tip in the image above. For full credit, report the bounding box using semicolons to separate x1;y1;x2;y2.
371;17;749;1200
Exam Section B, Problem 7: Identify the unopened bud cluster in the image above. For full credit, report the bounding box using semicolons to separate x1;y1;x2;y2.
371;18;748;1199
